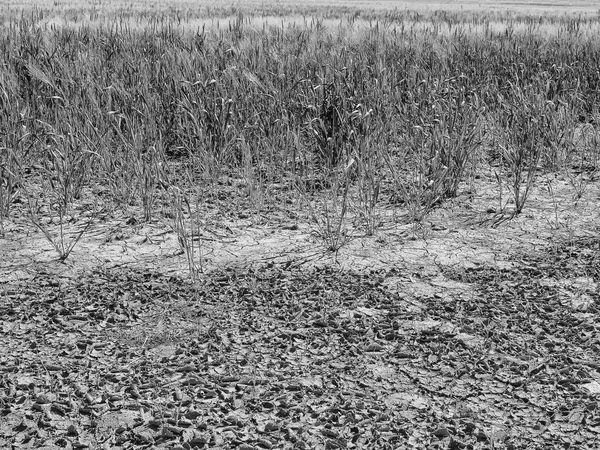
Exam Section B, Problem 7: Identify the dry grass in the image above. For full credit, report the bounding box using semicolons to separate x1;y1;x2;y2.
1;4;600;266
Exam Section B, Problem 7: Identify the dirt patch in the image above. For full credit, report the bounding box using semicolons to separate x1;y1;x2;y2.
2;176;600;448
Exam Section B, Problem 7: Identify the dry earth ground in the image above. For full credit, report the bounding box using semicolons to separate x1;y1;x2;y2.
1;166;600;449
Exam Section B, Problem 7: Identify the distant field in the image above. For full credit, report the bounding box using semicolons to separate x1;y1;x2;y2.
5;0;600;14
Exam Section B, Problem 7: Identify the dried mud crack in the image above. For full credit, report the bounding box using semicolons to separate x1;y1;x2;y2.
1;238;600;449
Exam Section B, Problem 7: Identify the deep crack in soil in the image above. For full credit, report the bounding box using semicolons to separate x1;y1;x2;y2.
1;236;600;449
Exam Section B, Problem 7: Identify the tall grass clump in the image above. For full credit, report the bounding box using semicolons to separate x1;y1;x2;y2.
1;7;600;252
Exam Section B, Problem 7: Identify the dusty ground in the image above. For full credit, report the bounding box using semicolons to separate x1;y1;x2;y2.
1;168;600;449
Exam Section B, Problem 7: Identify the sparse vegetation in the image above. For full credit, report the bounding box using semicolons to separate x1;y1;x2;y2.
2;7;600;240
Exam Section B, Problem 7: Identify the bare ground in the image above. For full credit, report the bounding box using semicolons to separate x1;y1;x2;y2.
1;171;600;449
